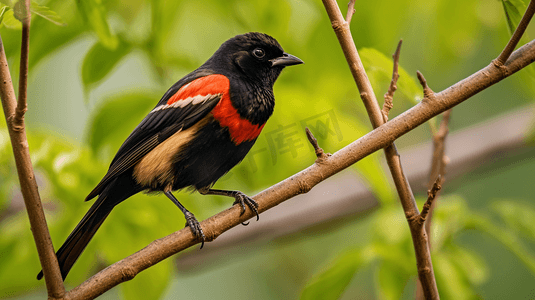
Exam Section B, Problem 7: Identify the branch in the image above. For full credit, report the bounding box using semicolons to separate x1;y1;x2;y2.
417;110;451;298
321;0;439;297
305;127;329;161
424;109;451;239
346;0;356;23
64;39;535;299
382;40;402;122
416;102;449;300
0;2;65;298
495;0;535;65
419;176;442;225
417;70;435;100
321;0;383;127
15;0;30;125
177;103;535;271
427;110;451;189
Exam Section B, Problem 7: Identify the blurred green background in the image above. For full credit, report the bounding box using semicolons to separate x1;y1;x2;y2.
1;0;535;299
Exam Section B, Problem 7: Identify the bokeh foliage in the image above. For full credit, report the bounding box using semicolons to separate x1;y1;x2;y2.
1;0;535;299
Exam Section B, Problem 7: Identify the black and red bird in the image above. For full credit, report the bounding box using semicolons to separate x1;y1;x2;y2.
37;32;302;280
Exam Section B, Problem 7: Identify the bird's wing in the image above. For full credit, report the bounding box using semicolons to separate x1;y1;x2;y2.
86;72;231;201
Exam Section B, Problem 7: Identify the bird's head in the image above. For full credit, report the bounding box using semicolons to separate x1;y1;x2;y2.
205;32;303;86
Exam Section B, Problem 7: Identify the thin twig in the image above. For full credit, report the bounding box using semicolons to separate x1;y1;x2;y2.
305;127;328;160
416;70;427;88
346;0;356;23
426;110;451;234
424;109;451;234
382;40;402;122
427;110;451;189
0;1;65;298
416;110;450;300
65;39;535;299
417;70;435;100
321;0;439;298
14;0;30;125
437;110;452;141
496;0;535;65
419;175;442;225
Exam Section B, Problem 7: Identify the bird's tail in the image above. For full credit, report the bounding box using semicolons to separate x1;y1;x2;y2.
37;194;114;281
37;172;141;280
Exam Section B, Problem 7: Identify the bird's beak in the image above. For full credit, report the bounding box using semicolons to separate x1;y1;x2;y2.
270;53;304;67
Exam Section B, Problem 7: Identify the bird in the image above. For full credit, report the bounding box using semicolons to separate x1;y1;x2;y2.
37;32;303;281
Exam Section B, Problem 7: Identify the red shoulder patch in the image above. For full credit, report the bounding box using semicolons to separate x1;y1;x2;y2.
167;74;264;145
167;74;230;105
211;94;265;145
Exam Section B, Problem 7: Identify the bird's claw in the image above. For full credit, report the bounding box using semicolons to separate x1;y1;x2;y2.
232;192;259;225
184;211;205;249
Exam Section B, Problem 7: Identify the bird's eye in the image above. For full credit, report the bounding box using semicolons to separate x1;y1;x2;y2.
252;48;265;59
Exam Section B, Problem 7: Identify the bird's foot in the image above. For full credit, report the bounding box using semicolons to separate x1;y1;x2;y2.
184;211;205;249
232;191;259;225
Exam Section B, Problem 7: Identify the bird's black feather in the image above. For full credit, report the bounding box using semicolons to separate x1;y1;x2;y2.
86;78;222;201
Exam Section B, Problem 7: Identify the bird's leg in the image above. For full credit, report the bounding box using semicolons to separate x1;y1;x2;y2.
164;191;205;248
198;188;259;224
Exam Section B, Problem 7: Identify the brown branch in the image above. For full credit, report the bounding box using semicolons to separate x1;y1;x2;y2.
495;0;535;65
423;109;451;238
321;0;439;298
0;2;65;298
382;40;402;122
321;0;383;128
417;70;435;101
417;109;450;298
427;110;451;189
419;176;442;225
64;39;535;299
416;173;444;300
346;0;356;23
305;127;329;160
416;83;452;300
14;0;30;125
177;103;535;271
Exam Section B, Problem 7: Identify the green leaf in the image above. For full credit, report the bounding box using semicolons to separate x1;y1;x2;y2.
434;252;478;299
28;15;81;69
13;0;28;22
375;261;411;300
502;0;527;35
372;206;409;245
357;152;397;205
2;8;21;29
449;246;489;285
300;249;365;300
0;5;8;24
86;92;157;158
492;200;535;241
30;1;65;26
0;129;15;211
468;215;535;275
500;0;535;83
360;47;422;106
76;0;118;50
81;39;131;94
429;195;470;250
0;215;41;297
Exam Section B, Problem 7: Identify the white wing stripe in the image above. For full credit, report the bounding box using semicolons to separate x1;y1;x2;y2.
150;93;221;113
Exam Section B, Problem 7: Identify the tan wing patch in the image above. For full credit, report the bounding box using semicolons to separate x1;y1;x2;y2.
133;116;212;191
